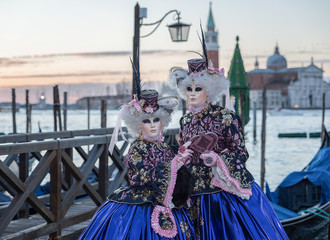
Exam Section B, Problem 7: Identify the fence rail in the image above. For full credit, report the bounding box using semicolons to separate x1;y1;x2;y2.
0;128;179;239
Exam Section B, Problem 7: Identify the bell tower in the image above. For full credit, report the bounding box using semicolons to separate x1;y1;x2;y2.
205;2;219;68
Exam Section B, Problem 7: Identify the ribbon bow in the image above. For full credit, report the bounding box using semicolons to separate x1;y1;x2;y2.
129;99;142;112
208;67;225;74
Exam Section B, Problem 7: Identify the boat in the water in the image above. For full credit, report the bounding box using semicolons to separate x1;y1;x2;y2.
267;126;330;239
0;106;19;112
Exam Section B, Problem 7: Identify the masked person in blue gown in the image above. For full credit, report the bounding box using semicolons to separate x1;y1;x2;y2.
167;33;289;239
79;87;197;240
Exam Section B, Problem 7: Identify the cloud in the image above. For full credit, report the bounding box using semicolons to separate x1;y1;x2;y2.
0;71;130;79
0;58;29;66
2;50;179;60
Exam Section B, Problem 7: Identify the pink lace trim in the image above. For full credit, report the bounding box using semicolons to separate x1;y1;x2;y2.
151;206;178;238
151;156;179;238
209;151;252;199
163;155;179;207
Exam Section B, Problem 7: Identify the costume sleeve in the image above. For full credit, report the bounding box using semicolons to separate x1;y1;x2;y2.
209;111;254;199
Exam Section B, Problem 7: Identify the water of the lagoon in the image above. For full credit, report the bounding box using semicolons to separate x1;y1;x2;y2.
0;108;329;239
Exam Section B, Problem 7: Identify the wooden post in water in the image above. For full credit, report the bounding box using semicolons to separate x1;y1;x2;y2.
87;97;91;153
11;89;17;134
87;97;90;129
25;90;31;133
63;92;68;131
239;90;245;133
321;93;325;140
53;87;57;131
53;85;62;131
260;88;267;191
29;105;32;132
253;102;257;144
101;99;107;128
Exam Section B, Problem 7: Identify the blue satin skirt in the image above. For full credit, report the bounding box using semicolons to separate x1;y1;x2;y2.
194;182;289;240
79;201;196;240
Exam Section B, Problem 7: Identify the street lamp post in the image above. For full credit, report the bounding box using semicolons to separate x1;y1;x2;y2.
132;3;191;97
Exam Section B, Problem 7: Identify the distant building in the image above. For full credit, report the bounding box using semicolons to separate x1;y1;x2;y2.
205;2;219;68
247;45;330;109
288;62;330;108
76;94;130;109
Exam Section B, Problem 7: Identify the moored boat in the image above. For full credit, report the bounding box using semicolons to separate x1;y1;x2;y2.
267;126;330;239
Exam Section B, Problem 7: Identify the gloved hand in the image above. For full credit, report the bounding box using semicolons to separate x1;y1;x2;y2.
177;141;193;167
200;151;218;167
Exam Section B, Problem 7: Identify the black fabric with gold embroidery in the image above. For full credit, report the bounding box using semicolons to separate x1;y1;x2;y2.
179;104;254;196
108;139;175;206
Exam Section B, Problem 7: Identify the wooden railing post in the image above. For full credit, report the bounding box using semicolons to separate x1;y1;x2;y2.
63;92;68;131
19;153;29;218
12;88;17;134
64;148;73;190
49;149;62;239
99;143;109;199
101;99;107;128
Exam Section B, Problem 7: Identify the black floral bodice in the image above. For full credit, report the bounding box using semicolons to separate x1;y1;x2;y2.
179;104;254;196
108;139;175;206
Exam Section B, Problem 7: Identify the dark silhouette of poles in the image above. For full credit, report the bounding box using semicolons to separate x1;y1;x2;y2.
260;87;267;191
132;3;140;98
63;92;68;131
53;85;62;131
26;90;32;133
253;102;257;144
321;93;325;140
101;99;107;128
11;89;17;134
87;97;91;153
239;90;245;133
87;97;90;130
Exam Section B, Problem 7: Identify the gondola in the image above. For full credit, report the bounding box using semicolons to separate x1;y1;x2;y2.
266;126;330;240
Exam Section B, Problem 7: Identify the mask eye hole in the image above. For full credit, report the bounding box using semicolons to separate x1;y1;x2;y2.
186;86;192;92
195;87;203;92
142;119;151;124
153;118;160;123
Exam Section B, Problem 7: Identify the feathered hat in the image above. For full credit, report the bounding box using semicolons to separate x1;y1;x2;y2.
109;59;179;154
168;24;233;109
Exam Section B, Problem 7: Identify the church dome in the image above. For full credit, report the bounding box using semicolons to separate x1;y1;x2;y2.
267;45;287;70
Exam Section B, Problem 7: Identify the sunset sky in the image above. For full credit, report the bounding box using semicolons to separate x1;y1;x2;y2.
0;0;329;103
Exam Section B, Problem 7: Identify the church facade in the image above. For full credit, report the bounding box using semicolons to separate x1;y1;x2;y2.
247;46;330;109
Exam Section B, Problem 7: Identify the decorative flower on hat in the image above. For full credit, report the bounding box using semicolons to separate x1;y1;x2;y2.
145;106;154;113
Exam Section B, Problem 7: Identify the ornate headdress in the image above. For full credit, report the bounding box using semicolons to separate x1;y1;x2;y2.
168;25;233;109
109;61;179;154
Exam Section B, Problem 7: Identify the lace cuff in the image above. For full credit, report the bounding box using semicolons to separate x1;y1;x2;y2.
210;150;252;200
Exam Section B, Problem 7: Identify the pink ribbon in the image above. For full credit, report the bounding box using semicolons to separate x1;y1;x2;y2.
108;107;128;154
208;67;225;74
129;99;142;112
